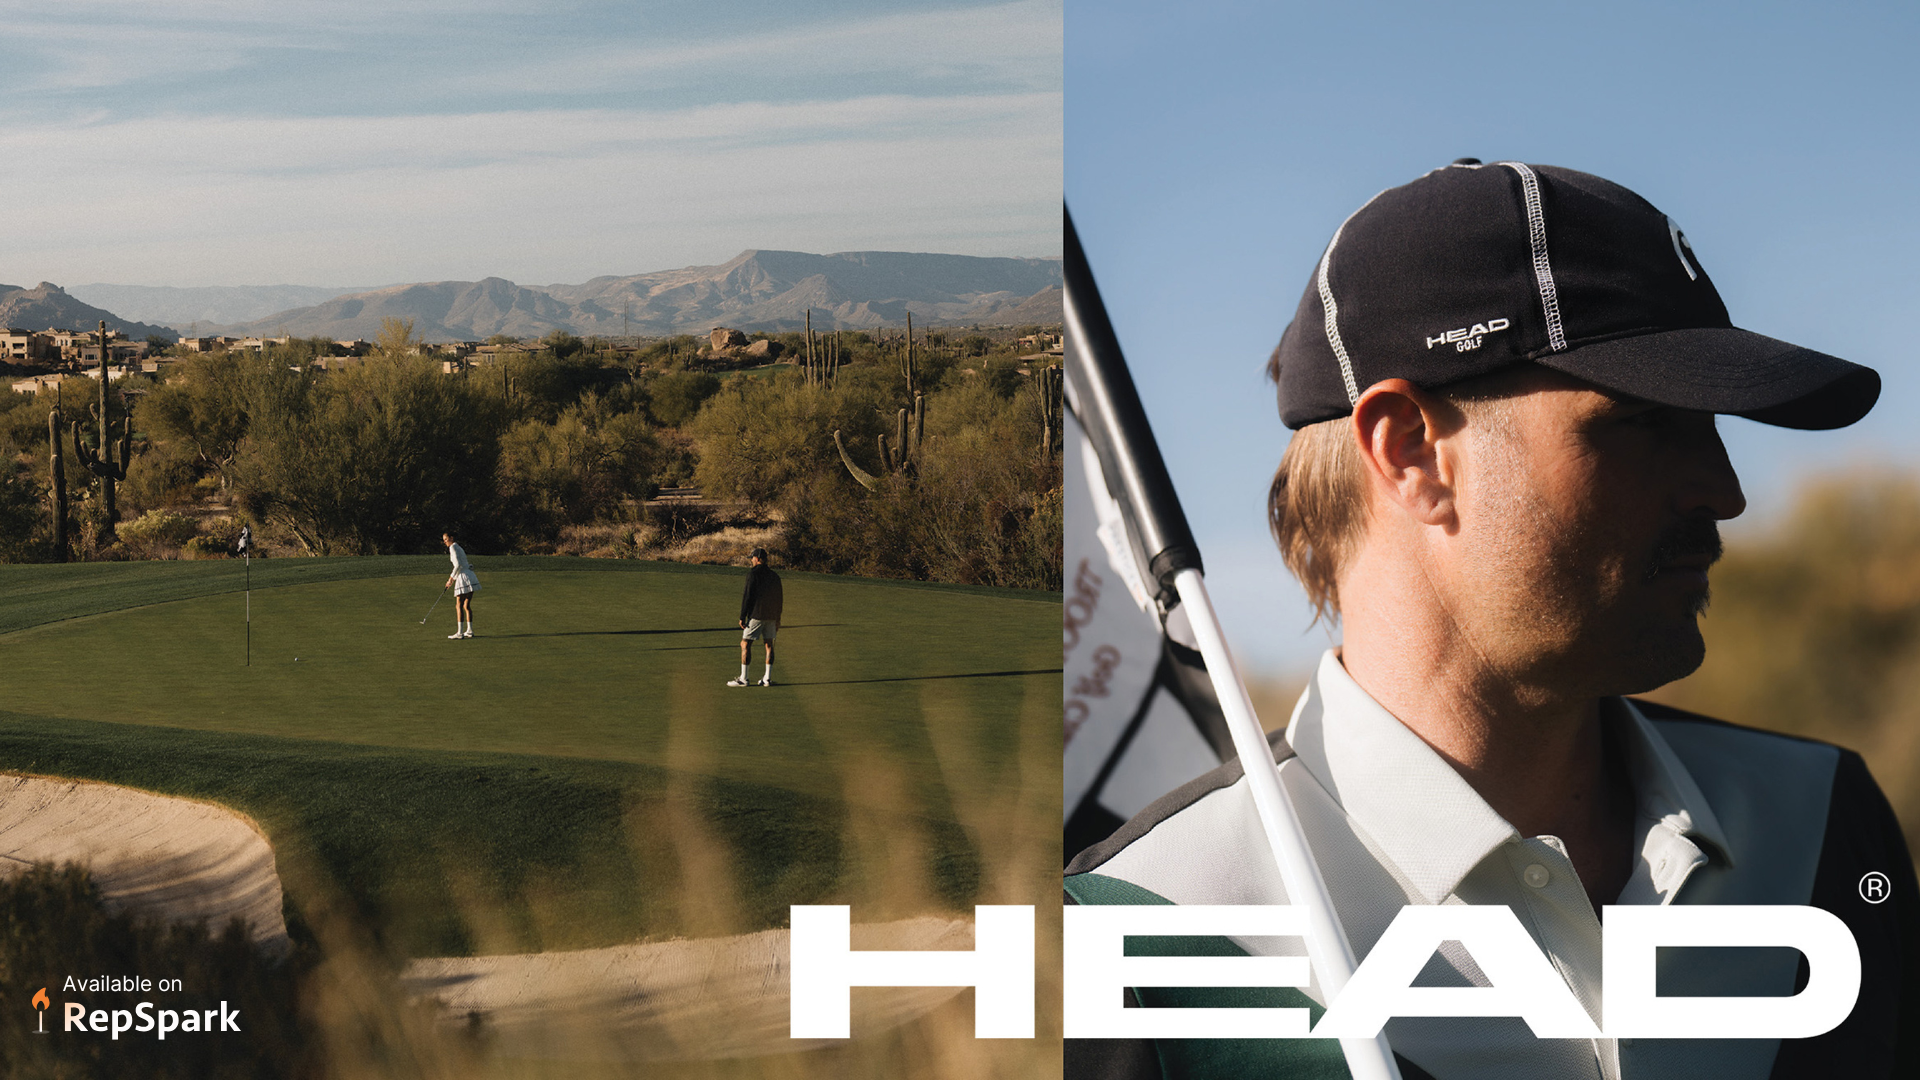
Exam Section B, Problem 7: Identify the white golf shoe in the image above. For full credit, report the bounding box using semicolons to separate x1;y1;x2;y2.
448;632;464;639
726;677;751;687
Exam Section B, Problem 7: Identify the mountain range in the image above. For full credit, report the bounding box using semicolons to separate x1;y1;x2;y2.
66;283;377;329
0;283;178;342
62;250;1062;343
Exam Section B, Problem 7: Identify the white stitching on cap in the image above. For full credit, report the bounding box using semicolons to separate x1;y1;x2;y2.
1317;189;1390;406
1316;235;1360;406
1500;162;1567;352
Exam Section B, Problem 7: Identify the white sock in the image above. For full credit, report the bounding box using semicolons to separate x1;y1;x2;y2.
739;664;748;679
761;662;773;682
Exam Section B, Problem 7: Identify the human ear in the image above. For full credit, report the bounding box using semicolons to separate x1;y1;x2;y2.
1351;379;1457;527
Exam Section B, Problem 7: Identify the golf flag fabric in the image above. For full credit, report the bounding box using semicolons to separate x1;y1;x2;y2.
1063;405;1233;860
1065;207;1405;1080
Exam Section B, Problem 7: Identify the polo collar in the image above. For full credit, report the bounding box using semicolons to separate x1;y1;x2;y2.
1286;650;1733;904
1613;696;1736;868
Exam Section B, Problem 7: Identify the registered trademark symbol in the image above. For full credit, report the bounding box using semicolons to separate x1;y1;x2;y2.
1860;871;1892;904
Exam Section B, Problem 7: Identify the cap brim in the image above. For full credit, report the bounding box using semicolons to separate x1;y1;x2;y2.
1535;327;1880;430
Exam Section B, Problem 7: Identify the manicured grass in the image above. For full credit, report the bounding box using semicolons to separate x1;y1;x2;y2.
0;558;1061;961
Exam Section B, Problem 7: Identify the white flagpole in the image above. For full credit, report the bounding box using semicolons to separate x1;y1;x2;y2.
1173;568;1394;1076
1066;208;1400;1080
240;526;251;667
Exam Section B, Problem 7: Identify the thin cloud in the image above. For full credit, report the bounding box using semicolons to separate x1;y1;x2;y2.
0;93;1058;169
0;0;1058;102
0;93;1059;285
0;1;1059;286
450;0;1062;96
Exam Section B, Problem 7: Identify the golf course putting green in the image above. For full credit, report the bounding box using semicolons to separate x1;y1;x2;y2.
0;557;1063;962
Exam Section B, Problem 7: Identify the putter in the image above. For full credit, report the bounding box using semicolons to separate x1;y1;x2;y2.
420;583;450;624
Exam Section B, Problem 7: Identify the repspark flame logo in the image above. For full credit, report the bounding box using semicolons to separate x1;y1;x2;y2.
36;979;241;1040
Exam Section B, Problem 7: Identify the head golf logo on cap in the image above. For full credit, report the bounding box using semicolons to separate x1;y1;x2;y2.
1269;160;1879;431
1425;317;1511;353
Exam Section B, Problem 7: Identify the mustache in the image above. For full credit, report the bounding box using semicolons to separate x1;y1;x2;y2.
1645;517;1723;581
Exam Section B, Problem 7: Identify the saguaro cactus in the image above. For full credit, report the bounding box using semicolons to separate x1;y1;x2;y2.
1039;364;1063;458
903;311;916;401
835;392;929;488
71;322;130;543
833;429;879;490
832;316;935;489
48;406;67;561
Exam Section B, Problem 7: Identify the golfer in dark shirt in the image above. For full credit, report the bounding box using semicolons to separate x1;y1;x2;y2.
731;547;782;687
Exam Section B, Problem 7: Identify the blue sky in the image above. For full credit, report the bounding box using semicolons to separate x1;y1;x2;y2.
1068;0;1920;676
0;0;1060;287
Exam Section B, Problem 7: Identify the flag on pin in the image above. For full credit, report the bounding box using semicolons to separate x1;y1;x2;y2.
1063;206;1404;1080
1063;402;1232;860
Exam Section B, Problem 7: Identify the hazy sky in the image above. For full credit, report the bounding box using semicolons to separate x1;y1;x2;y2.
0;0;1060;287
1068;0;1920;675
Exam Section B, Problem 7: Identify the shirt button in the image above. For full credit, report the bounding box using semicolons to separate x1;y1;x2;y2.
1523;864;1550;889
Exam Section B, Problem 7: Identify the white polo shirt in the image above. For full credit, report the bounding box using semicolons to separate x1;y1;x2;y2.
1064;648;1905;1080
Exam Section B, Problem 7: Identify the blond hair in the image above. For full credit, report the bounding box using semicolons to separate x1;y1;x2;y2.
1266;364;1528;624
1268;417;1364;625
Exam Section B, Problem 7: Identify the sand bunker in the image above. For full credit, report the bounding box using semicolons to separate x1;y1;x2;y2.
0;773;289;953
1;771;967;1060
401;916;975;1061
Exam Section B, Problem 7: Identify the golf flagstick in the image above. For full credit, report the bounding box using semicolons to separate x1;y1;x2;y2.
239;526;251;667
1065;207;1401;1080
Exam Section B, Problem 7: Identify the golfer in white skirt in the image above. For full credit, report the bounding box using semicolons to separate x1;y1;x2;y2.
443;530;479;639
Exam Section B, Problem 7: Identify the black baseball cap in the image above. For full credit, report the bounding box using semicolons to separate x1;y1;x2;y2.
751;547;768;562
1271;160;1880;430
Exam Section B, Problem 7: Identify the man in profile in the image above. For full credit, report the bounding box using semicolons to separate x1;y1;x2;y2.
731;546;782;687
1065;161;1916;1078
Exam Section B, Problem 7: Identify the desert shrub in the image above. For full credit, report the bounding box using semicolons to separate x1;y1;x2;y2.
981;358;1023;399
120;510;200;547
120;441;203;514
648;371;722;427
689;374;888;506
141;352;263;490
0;464;45;563
540;329;585;359
497;394;659;530
644;501;717;544
183;534;232;559
783;448;1062;590
661;524;779;566
488;352;624;423
230;357;507;555
0;390;52;454
777;381;1061;589
551;522;642;558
